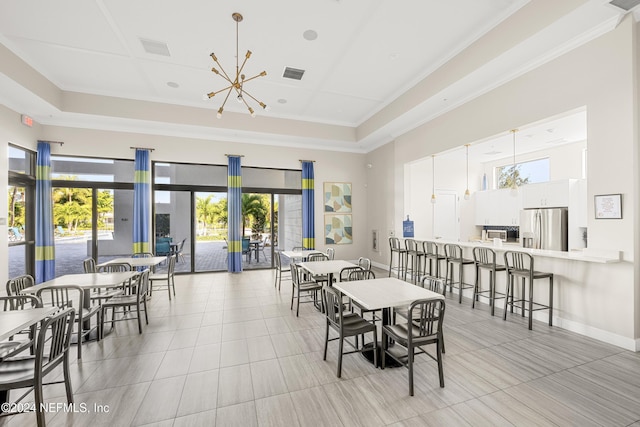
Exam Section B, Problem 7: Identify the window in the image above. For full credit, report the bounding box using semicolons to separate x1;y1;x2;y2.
496;158;550;189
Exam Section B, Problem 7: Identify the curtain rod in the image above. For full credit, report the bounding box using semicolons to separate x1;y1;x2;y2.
39;140;64;146
299;159;315;162
225;154;245;157
130;146;155;151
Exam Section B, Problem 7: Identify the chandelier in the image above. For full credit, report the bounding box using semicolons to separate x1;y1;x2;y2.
207;13;267;118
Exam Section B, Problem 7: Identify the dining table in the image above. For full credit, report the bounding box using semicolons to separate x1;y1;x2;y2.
97;256;167;269
0;307;59;407
21;271;138;340
281;249;323;261
297;259;357;285
333;277;444;367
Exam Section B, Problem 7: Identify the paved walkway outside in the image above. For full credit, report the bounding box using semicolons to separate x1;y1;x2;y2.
8;238;274;279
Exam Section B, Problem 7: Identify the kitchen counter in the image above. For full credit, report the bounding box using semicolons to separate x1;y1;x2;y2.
414;238;621;264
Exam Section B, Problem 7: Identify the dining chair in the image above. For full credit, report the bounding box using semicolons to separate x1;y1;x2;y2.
307;252;331;285
322;285;377;378
82;257;96;273
173;238;187;263
35;285;100;360
394;275;446;353
326;247;335;260
99;269;150;338
0;295;42;361
290;263;323;317
443;243;475;303
6;274;35;301
346;269;380;325
472;247;506;316
0;307;76;427
149;254;177;300
382;298;446;396
357;257;371;271
274;251;291;290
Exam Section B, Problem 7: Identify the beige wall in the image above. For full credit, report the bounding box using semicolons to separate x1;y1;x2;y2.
368;17;638;348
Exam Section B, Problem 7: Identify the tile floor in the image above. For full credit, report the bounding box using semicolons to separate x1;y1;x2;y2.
2;268;640;426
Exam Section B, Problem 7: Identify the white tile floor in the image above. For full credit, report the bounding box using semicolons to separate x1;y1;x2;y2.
2;268;640;426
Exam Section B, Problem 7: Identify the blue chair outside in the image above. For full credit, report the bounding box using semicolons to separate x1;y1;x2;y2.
242;237;252;262
156;241;171;257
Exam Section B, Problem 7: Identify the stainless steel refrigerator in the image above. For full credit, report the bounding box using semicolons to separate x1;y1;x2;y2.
519;208;568;251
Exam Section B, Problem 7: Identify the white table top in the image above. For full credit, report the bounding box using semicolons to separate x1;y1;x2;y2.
297;260;356;276
0;307;58;341
334;277;444;311
22;272;137;292
98;256;166;268
281;250;322;259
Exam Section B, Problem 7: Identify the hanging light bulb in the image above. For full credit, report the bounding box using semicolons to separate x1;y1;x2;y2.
464;144;471;200
431;154;437;204
510;129;519;197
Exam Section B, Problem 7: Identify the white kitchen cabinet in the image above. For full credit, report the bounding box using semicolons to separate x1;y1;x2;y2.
521;180;572;208
475;189;521;226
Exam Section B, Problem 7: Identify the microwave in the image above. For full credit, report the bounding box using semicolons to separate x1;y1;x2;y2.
486;229;507;242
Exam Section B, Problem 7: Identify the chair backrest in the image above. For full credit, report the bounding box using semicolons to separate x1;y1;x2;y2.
339;266;364;282
292;246;304;251
423;241;439;257
135;269;150;301
1;294;42;311
389;237;400;251
275;251;284;270
326;247;335;260
36;307;76;377
6;274;35;296
242;238;250;251
177;238;186;251
407;299;445;344
357;257;371;270
98;262;132;272
405;239;418;252
133;252;154;258
166;255;177;277
155;241;171;256
36;285;82;313
473;247;497;266
444;243;463;260
83;257;97;273
157;237;172;243
290;263;301;286
322;285;346;328
421;276;445;294
308;253;329;262
503;251;533;272
348;269;376;281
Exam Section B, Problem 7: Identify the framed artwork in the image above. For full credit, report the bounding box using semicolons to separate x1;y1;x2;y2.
595;194;622;219
325;214;352;245
324;182;352;213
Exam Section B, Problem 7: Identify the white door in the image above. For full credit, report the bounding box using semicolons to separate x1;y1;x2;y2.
433;190;458;240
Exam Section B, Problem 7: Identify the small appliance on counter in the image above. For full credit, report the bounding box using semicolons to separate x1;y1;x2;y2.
485;229;507;242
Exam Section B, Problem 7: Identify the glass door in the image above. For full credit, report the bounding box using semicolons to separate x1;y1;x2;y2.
193;192;227;272
242;193;271;270
52;186;94;275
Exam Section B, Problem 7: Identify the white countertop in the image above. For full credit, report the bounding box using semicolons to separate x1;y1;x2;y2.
410;238;621;263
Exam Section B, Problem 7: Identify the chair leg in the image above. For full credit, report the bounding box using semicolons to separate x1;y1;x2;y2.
437;335;445;388
34;375;45;427
290;284;295;310
168;279;172;301
144;300;149;324
372;329;378;368
503;276;511;320
337;335;344;378
137;304;143;334
549;276;553;326
63;354;74;403
458;263;463;304
172;276;176;296
77;322;82;360
381;330;386;370
472;265;479;309
323;321;329;361
408;345;414;396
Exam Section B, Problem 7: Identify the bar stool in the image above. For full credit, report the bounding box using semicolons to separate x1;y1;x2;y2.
443;243;475;304
388;237;407;278
404;239;424;284
423;241;446;280
472;247;506;316
503;251;554;330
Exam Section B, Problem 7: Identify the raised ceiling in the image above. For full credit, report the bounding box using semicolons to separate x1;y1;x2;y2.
0;0;631;153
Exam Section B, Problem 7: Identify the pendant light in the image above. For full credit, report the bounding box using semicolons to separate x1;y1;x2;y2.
464;144;471;200
431;154;437;204
510;129;519;197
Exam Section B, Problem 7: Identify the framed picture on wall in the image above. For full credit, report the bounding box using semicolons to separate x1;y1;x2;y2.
325;214;352;244
324;182;352;213
595;194;622;219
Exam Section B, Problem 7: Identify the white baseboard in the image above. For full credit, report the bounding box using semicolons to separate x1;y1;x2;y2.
371;261;638;352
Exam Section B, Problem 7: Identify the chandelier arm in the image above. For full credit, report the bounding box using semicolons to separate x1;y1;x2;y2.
240;89;265;107
240;72;267;84
212;58;235;84
208;84;234;97
237;54;250;79
219;87;234;111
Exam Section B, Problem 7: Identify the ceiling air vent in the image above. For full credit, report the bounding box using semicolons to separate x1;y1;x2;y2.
609;0;640;11
140;38;171;57
282;67;305;80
